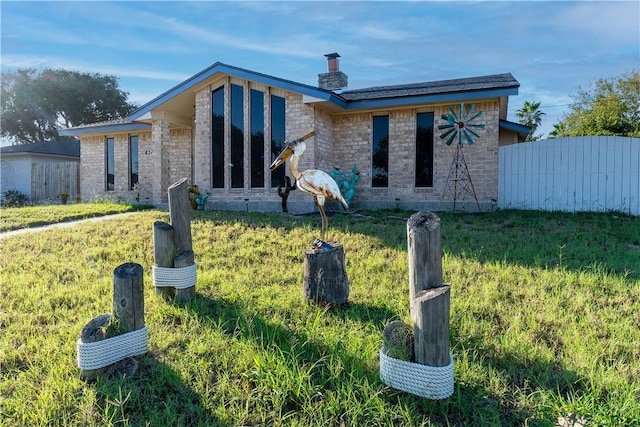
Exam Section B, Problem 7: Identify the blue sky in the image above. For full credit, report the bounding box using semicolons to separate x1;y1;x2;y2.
1;1;638;138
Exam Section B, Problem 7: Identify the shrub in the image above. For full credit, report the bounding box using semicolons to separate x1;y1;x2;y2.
1;189;28;207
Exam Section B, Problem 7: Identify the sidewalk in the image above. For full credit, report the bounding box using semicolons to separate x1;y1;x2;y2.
0;212;143;239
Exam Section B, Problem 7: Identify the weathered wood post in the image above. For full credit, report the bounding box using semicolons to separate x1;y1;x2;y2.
408;211;450;367
153;221;176;300
77;263;148;381
303;243;349;305
152;178;197;301
379;211;453;399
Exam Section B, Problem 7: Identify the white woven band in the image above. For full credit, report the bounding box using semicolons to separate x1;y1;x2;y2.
379;348;454;399
152;264;197;289
77;326;148;370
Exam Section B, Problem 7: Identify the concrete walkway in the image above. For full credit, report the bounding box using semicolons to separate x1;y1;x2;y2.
0;211;145;239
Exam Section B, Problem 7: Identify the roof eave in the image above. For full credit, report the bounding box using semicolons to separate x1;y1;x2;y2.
59;122;151;137
499;119;531;136
343;87;519;110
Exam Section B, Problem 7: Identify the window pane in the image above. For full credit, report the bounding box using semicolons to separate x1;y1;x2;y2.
212;86;225;188
270;95;286;188
415;113;434;187
129;135;139;190
106;137;114;191
250;89;264;188
231;84;244;188
372;116;389;187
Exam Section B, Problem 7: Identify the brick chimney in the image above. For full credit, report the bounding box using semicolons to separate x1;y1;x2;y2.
318;52;348;91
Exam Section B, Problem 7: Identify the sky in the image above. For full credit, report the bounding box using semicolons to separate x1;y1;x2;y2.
1;1;639;140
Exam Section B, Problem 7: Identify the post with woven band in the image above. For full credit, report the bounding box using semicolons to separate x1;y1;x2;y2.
380;211;454;399
152;178;197;302
77;263;148;381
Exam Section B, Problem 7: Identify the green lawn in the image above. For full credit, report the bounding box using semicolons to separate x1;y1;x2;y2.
0;201;154;232
1;206;638;426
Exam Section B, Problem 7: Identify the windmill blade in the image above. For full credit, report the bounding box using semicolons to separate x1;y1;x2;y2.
438;123;455;130
465;127;481;139
466;123;485;129
467;110;484;123
463;130;476;145
464;104;476;119
439;127;457;140
448;106;459;120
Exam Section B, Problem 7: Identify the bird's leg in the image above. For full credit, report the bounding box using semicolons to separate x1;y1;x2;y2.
317;202;327;241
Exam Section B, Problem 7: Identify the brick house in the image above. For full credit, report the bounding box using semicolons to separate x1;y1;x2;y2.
60;53;529;211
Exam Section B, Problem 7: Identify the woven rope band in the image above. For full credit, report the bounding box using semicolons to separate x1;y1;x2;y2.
379;348;454;399
77;326;148;370
152;264;197;289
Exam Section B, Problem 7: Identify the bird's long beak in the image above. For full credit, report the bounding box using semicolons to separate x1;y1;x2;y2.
270;146;293;170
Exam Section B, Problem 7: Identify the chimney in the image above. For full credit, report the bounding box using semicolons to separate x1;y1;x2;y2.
318;52;348;91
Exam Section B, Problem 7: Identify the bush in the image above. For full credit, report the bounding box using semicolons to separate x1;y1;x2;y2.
1;190;29;207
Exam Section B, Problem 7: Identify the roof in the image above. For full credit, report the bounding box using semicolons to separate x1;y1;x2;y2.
60;61;520;137
0;140;80;157
340;73;519;101
499;119;531;137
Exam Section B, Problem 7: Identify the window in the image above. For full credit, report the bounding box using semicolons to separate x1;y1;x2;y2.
415;113;434;187
230;84;244;188
211;86;225;188
106;137;115;191
372;115;389;187
250;89;265;188
270;94;286;188
129;135;139;190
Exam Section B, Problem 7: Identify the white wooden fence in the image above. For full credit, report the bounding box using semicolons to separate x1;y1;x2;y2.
498;136;639;215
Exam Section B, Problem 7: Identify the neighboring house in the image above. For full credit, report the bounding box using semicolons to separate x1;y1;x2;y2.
0;140;80;202
60;53;529;211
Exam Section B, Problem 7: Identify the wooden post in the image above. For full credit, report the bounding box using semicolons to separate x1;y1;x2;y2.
153;221;176;300
79;314;112;381
303;245;349;305
175;250;195;303
113;262;145;332
407;211;450;367
79;262;145;381
168;178;192;253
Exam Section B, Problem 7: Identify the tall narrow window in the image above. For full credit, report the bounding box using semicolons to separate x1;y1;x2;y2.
106;137;115;191
211;86;225;188
270;94;286;188
372;115;389;187
415;112;434;187
230;84;244;188
129;135;139;190
250;89;265;188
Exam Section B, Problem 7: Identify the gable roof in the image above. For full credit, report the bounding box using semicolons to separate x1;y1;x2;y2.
60;61;519;136
1;140;80;157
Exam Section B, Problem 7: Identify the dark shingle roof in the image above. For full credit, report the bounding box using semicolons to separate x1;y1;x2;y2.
339;73;519;101
0;140;80;157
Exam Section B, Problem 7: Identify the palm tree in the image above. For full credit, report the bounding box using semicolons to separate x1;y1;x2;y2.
516;101;546;141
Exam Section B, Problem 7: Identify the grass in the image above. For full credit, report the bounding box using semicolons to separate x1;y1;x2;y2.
0;201;154;232
1;205;639;426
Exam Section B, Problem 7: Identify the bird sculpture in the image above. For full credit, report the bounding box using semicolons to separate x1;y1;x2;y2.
270;131;348;241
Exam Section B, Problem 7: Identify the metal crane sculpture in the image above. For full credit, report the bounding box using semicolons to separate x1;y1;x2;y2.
270;131;348;241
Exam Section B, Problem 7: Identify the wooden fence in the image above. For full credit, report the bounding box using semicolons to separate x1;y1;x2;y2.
498;136;639;216
31;161;80;202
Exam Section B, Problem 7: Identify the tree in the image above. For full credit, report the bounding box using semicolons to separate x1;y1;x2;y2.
551;70;640;138
515;100;546;141
1;68;138;144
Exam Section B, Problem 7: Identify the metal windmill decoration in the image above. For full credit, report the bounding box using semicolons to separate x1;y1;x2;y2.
437;103;485;212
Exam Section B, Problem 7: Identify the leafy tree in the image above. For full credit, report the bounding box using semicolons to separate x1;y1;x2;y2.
1;68;138;144
551;70;640;138
516;100;546;141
